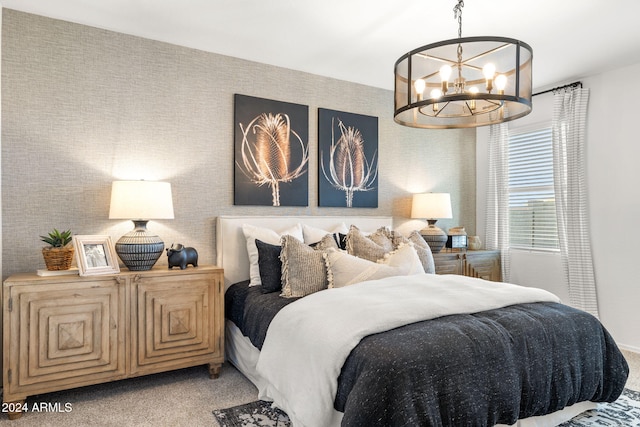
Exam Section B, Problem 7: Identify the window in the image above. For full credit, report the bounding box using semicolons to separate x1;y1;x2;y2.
508;127;559;250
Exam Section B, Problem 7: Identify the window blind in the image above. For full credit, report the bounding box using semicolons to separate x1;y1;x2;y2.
508;128;559;250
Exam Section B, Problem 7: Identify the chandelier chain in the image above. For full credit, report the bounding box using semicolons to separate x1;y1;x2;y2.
454;0;464;39
454;0;465;85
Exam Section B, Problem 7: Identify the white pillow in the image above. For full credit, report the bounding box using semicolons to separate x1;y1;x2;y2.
325;243;424;288
302;223;348;244
242;223;303;286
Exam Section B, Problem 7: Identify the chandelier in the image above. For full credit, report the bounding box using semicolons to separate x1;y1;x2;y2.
393;0;533;129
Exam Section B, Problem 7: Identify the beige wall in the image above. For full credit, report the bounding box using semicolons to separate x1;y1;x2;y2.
1;9;476;280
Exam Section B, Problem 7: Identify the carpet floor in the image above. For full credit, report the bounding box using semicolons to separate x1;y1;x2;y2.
0;364;259;426
0;350;637;426
212;389;640;427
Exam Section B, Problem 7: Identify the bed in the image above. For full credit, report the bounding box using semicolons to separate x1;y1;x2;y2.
217;215;629;427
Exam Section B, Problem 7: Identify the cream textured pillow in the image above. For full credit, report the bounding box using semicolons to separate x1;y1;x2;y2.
408;230;436;274
242;223;303;286
325;243;425;288
280;234;328;298
345;225;394;262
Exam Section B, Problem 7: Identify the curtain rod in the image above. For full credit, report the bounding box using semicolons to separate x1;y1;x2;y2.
532;81;582;97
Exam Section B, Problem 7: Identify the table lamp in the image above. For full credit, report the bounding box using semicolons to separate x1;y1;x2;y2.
109;180;174;271
411;192;452;253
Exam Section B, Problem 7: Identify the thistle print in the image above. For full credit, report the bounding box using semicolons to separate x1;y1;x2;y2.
321;117;378;207
237;112;309;206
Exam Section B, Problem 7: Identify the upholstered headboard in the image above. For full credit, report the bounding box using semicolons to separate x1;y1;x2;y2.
216;216;393;288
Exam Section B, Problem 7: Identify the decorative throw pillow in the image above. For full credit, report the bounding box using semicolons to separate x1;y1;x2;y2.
280;235;329;298
325;243;425;288
255;239;283;293
345;225;394;262
380;243;425;273
390;230;410;248
309;233;340;251
242;223;303;286
302;223;348;245
408;230;436;274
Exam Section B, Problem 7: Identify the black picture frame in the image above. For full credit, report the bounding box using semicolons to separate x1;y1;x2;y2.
234;94;309;206
318;108;378;208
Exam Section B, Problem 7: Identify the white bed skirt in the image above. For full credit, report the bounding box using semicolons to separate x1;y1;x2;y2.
225;320;595;427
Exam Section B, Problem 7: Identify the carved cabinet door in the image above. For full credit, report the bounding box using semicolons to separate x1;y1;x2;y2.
130;271;221;376
4;278;125;401
463;252;502;282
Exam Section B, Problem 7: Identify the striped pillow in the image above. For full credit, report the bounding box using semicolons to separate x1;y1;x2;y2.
280;234;330;298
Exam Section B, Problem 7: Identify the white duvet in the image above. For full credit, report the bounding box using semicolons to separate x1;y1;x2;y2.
255;273;560;427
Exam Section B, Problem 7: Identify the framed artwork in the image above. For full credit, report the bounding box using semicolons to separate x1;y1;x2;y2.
318;108;378;207
234;94;309;206
72;235;120;276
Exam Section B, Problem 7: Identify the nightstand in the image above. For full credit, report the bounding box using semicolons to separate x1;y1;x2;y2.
432;250;501;281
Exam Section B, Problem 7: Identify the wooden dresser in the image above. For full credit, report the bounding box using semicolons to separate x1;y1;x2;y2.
2;265;224;419
433;250;502;282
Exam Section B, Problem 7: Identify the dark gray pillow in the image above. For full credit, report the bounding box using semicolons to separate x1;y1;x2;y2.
255;239;282;294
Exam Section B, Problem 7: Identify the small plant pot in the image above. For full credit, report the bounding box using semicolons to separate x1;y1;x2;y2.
42;246;75;271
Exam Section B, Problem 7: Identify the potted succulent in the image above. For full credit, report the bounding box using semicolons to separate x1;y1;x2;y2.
40;228;75;271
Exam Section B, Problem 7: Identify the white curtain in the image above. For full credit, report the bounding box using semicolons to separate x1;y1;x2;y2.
552;88;599;318
485;123;510;282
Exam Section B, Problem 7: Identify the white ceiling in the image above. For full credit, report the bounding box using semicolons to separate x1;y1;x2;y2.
4;0;640;91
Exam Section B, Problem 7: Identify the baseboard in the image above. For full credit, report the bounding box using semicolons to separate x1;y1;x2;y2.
619;344;640;354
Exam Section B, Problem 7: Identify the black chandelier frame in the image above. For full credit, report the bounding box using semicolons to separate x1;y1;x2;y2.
394;35;533;129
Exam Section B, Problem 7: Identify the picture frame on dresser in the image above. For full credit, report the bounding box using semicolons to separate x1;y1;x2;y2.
72;235;120;276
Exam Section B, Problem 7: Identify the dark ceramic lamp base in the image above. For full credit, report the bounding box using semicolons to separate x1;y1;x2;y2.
115;220;164;271
420;220;447;253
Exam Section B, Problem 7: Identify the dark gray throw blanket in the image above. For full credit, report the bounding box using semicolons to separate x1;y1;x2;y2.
225;282;629;426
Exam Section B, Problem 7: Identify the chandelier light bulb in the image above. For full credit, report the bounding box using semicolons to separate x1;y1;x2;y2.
430;89;442;112
439;65;452;94
439;65;452;81
495;74;507;94
468;86;479;110
483;63;496;79
414;78;426;99
483;63;496;93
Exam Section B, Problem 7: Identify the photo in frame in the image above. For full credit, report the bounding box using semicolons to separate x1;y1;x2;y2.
234;94;309;206
318;108;379;207
72;235;120;276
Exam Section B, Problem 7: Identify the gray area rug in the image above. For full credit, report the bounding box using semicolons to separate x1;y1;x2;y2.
213;388;640;427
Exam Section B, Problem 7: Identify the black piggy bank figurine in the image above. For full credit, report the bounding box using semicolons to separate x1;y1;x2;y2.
166;244;198;269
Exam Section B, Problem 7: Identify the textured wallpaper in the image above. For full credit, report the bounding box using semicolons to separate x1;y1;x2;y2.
1;9;475;278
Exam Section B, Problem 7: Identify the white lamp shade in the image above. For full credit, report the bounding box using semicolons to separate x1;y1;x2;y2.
411;193;453;219
109;181;174;220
